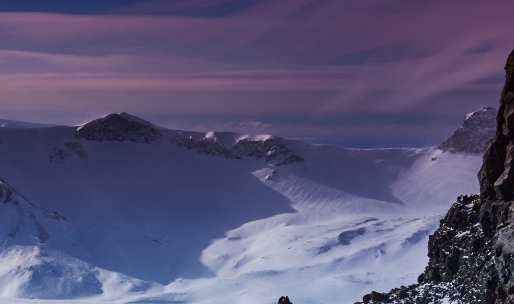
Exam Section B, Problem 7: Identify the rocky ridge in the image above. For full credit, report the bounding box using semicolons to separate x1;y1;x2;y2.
75;112;305;165
356;49;514;304
170;134;305;165
438;107;497;154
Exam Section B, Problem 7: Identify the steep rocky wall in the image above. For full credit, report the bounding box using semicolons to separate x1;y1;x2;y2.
479;49;514;200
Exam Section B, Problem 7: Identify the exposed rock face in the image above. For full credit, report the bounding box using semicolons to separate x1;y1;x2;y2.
479;50;514;200
170;135;305;165
278;296;293;304
438;107;496;154
74;112;304;165
357;195;514;304
75;112;163;144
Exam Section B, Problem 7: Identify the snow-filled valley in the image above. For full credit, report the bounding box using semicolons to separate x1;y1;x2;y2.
0;109;495;303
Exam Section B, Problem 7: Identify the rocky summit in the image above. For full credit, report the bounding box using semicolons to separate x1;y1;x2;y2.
357;49;514;304
438;107;497;154
75;112;163;144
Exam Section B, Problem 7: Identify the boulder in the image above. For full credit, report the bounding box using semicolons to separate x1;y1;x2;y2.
278;295;293;304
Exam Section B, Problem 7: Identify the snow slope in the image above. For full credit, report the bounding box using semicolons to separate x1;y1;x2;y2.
0;119;55;129
0;109;491;303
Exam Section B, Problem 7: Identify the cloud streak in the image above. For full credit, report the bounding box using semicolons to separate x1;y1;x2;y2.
0;0;512;146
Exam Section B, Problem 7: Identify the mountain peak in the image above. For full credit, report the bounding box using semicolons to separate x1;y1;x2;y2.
438;106;496;154
75;112;163;144
80;112;156;127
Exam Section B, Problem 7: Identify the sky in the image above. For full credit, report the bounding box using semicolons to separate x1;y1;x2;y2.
0;0;512;148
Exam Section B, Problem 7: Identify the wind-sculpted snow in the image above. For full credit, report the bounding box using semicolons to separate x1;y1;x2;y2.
0;246;103;299
187;213;442;304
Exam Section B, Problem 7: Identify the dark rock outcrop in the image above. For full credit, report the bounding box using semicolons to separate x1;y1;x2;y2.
438;107;496;154
479;50;514;201
363;291;387;302
356;195;514;304
49;141;87;164
171;135;305;165
75;112;163;144
278;296;293;304
356;49;514;304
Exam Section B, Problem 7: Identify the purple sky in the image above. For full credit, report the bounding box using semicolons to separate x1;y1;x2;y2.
0;0;513;147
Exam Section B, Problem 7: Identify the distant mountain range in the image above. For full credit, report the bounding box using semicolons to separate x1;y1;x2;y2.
0;107;496;303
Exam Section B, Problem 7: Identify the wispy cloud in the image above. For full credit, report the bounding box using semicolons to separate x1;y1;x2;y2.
0;0;512;146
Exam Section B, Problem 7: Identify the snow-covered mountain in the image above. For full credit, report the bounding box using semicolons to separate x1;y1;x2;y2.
438;106;496;154
0;108;495;303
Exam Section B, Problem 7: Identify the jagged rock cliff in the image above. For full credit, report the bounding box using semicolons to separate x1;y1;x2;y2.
357;50;514;304
479;50;514;201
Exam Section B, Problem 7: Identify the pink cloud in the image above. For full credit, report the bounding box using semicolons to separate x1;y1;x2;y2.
0;1;510;56
0;0;512;121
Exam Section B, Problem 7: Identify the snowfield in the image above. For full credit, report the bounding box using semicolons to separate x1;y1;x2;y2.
0;112;487;303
